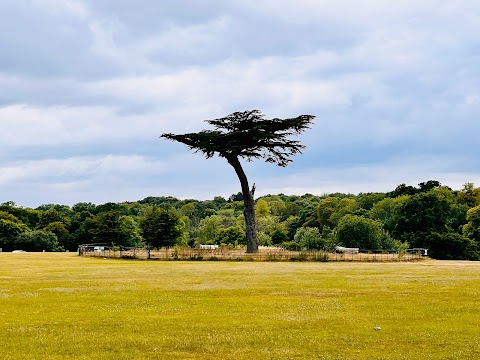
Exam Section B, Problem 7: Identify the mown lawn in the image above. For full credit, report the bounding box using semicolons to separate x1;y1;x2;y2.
0;253;479;359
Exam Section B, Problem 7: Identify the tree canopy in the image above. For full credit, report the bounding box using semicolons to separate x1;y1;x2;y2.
161;110;315;253
1;180;479;260
162;110;315;167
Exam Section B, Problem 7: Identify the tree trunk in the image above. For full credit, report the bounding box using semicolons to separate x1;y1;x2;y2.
227;156;259;253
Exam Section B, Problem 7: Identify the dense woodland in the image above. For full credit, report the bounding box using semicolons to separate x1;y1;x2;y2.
1;180;480;260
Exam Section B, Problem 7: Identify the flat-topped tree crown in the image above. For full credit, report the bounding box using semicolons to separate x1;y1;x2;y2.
162;110;314;167
161;110;315;253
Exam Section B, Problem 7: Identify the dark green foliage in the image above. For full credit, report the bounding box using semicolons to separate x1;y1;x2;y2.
294;227;323;250
336;215;392;250
140;207;182;248
388;183;418;197
287;216;304;241
317;197;339;229
43;222;72;251
329;198;360;227
0;211;23;223
426;232;478;260
270;229;289;245
356;193;386;210
1;179;479;260
0;204;39;228
14;230;62;252
388;180;442;198
36;208;70;229
0;219;28;251
162;110;315;167
418;180;442;193
394;191;451;247
139;196;180;207
95;202;130;215
463;205;480;243
216;226;246;245
119;215;143;247
74;216;97;245
368;197;406;233
89;211;124;245
457;183;480;208
72;202;97;214
228;192;244;202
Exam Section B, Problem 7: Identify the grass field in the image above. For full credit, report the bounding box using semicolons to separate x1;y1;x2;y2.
1;253;479;359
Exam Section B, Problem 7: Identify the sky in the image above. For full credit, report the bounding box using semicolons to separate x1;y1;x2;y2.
1;0;479;208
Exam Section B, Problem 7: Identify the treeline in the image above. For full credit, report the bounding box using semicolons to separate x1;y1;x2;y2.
1;180;480;260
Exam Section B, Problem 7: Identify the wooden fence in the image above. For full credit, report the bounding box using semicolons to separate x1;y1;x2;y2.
80;246;424;262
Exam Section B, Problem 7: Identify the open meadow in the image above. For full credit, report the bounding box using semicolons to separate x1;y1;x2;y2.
0;253;479;359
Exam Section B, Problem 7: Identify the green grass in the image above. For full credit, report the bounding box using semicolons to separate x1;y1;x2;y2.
1;253;479;359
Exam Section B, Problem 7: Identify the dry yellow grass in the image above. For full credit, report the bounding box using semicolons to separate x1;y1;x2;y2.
1;252;479;359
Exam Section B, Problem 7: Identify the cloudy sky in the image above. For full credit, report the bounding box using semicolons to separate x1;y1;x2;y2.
1;0;479;207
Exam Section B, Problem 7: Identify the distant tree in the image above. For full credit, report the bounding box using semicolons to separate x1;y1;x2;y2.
119;215;144;247
368;196;409;233
255;199;271;217
36;208;69;229
463;205;480;244
0;211;23;224
317;197;339;229
270;229;289;245
427;231;478;260
162;110;315;252
179;203;196;217
73;216;96;245
216;226;246;245
388;183;418;198
282;201;303;220
15;230;62;252
72;202;97;214
394;191;451;245
90;210;124;245
228;192;244;202
336;215;393;250
393;190;465;258
43;221;72;250
329;198;359;227
0;219;28;251
418;180;442;193
140;207;182;249
268;198;287;218
357;193;385;210
457;183;480;208
0;204;39;228
294;227;323;250
194;215;221;245
388;180;443;198
95;202;129;215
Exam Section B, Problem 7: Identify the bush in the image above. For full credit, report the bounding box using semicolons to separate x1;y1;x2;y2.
280;241;302;251
14;230;62;252
336;215;391;250
294;227;322;250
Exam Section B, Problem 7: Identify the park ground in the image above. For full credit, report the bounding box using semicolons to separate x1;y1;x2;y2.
0;253;479;359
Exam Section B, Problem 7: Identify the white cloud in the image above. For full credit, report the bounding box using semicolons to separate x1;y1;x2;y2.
1;0;480;205
0;155;169;185
136;15;231;58
235;0;475;27
0;104;184;146
32;0;89;19
257;154;480;196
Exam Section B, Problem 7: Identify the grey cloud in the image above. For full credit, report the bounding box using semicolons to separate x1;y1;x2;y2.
1;0;480;205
